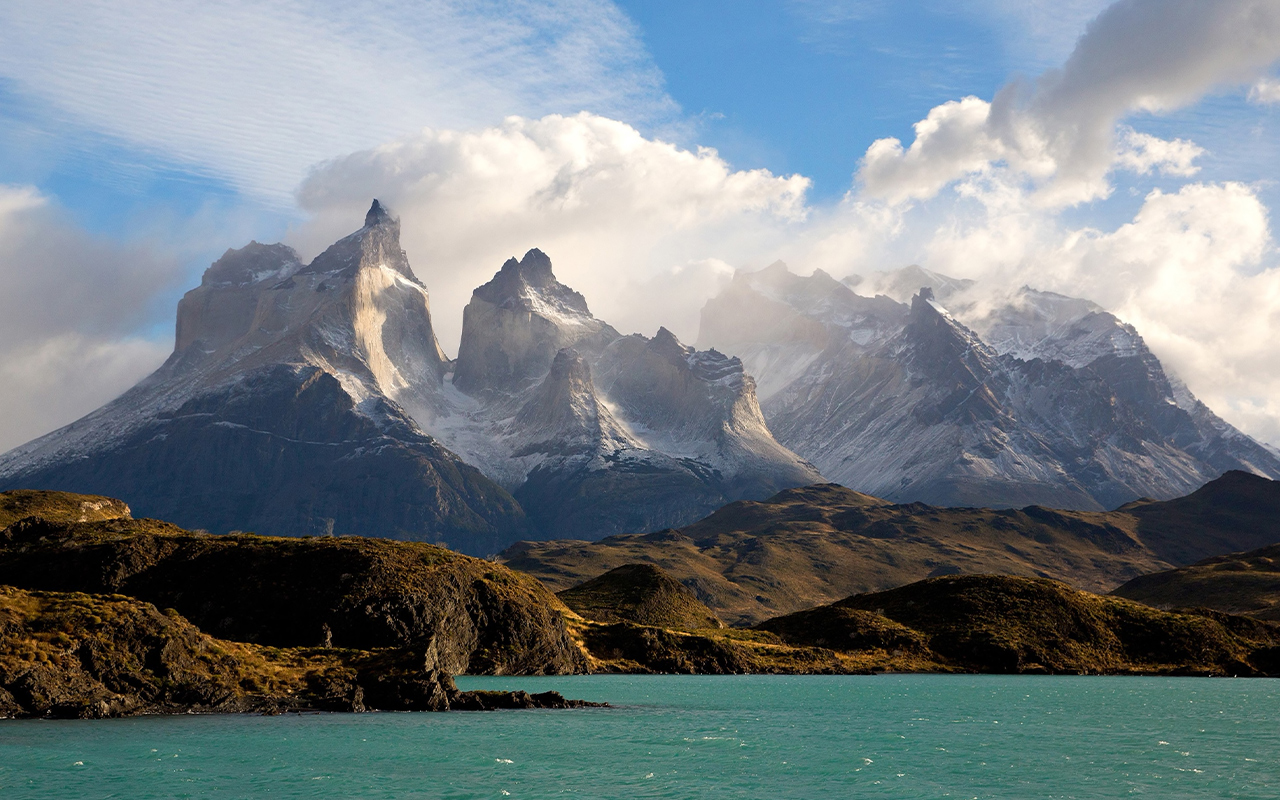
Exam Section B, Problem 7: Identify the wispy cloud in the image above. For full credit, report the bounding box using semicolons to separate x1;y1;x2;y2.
0;0;675;203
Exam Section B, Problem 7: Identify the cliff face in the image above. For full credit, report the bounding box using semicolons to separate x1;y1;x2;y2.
453;248;620;398
0;494;586;676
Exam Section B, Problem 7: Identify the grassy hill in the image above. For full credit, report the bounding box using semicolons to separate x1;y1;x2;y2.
557;564;724;630
1112;543;1280;621
757;574;1280;676
504;475;1280;626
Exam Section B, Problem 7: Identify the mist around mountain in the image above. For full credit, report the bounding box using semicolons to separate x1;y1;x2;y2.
0;202;818;553
698;262;1280;511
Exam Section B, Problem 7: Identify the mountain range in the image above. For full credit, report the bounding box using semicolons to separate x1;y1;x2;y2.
2;201;1278;551
698;262;1280;510
0;202;817;553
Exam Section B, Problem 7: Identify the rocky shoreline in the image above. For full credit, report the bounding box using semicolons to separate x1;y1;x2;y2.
3;487;1279;721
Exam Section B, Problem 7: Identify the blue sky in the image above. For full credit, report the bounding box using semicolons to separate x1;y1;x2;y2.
2;0;1280;451
0;2;1082;231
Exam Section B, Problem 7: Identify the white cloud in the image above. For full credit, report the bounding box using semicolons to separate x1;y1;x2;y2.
293;112;811;348
1113;128;1204;177
1250;77;1280;104
858;0;1280;206
859;97;1006;205
0;185;179;451
0;0;674;203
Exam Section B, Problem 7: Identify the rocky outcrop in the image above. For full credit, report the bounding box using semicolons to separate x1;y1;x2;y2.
557;563;724;630
0;496;587;676
0;585;599;719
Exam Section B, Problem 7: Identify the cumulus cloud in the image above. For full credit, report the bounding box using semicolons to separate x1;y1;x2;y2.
0;186;176;452
858;0;1280;206
0;0;674;202
293;113;811;347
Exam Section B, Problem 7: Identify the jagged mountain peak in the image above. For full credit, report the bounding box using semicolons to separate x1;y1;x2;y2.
2;204;823;551
905;287;993;359
454;250;619;397
302;198;415;282
364;198;392;228
702;261;1280;511
649;326;692;360
962;286;1144;370
474;248;591;317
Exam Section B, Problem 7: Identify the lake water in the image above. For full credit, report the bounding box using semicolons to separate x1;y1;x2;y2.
3;675;1278;799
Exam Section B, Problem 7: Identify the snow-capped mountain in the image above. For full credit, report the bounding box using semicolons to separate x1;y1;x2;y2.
0;203;819;550
698;263;1280;510
427;249;823;538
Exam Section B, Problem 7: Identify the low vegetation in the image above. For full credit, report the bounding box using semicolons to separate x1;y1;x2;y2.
1112;543;1280;621
505;473;1280;625
557;563;724;630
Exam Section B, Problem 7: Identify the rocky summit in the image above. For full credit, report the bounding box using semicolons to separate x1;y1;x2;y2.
698;263;1280;510
0;204;818;552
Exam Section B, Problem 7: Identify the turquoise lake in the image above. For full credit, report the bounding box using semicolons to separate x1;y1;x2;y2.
2;674;1278;799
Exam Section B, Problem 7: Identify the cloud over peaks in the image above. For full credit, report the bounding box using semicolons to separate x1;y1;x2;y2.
294;113;812;348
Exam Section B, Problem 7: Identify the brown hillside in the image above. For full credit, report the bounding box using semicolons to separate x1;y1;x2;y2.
756;574;1280;676
0;586;597;719
1119;471;1280;564
558;564;724;630
0;490;131;528
503;475;1280;626
1112;543;1280;621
